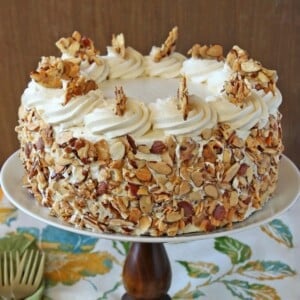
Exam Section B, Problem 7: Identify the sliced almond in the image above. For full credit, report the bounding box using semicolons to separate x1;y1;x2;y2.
110;141;125;160
179;181;192;196
128;208;142;223
223;163;240;183
191;171;204;187
137;216;152;234
148;161;172;175
166;211;183;223
136;167;152;182
139;196;153;213
241;59;261;73
95;140;110;161
204;184;219;199
229;191;239;206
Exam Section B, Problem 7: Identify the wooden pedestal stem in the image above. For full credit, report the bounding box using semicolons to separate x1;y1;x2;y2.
122;242;172;300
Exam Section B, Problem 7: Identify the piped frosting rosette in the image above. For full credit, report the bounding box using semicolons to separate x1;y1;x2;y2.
181;57;224;83
181;44;231;95
255;88;282;115
150;95;217;136
144;47;186;78
104;46;144;79
211;94;269;137
143;26;185;78
84;98;151;138
79;58;109;83
56;31;109;84
22;80;104;130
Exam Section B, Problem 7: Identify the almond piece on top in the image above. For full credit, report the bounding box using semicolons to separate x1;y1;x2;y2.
114;86;127;116
177;76;190;120
112;33;126;58
153;26;178;62
188;43;223;60
65;77;98;105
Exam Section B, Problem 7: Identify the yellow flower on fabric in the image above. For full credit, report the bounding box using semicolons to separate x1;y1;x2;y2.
45;251;117;286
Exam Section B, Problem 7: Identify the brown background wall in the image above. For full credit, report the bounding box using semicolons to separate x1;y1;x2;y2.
0;0;299;167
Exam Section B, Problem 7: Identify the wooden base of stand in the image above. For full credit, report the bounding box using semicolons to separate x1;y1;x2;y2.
122;294;171;300
122;242;172;300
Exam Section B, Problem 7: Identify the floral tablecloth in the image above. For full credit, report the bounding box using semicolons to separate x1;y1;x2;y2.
0;185;299;300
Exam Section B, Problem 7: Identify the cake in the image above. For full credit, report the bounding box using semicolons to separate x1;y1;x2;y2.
16;28;283;236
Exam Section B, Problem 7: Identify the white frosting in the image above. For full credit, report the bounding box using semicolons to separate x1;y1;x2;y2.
144;47;186;78
150;96;217;136
211;93;269;137
181;57;224;83
104;47;144;79
84;99;151;139
256;88;282;115
22;48;283;142
61;53;109;84
80;59;109;83
22;81;104;131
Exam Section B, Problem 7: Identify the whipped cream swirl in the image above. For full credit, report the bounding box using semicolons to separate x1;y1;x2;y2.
150;96;217;136
80;58;109;83
61;53;109;84
84;99;151;138
211;94;269;135
181;57;224;83
255;88;282;115
182;58;233;96
144;47;185;78
22;81;103;130
104;47;144;79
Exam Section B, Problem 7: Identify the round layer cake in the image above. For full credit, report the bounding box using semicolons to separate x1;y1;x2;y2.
16;28;283;236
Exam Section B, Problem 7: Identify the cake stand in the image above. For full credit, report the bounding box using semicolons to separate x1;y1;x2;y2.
1;152;299;299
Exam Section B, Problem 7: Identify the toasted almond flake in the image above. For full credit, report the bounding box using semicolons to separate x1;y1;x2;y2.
224;73;251;107
136;167;152;182
223;149;232;163
241;59;262;73
223;163;240;183
177;76;190;120
190;171;204;187
114;86;127;116
166;222;179;236
153;26;178;62
65;77;98;105
166;211;183;223
112;33;126;58
95;140;110;161
229;191;239;206
204;184;219;199
148;161;172;175
188;43;223;60
128;208;142;223
137;216;152;233
139;196;153;213
56;31;101;64
110;141;125;160
179;181;192;196
30;57;63;88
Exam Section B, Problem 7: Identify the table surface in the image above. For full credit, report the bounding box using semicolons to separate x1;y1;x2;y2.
0;186;299;300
